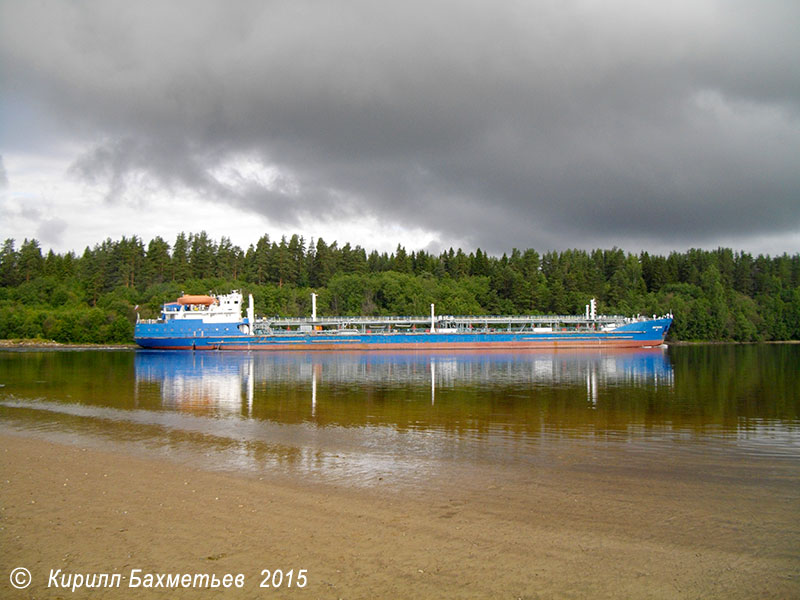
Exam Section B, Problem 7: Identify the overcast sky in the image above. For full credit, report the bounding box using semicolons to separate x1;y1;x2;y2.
1;0;798;257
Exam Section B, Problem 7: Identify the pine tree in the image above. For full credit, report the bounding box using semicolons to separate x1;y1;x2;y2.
287;234;308;285
392;244;411;273
189;231;216;279
171;233;191;281
251;235;271;285
145;236;171;285
0;238;20;287
310;238;336;287
19;238;44;282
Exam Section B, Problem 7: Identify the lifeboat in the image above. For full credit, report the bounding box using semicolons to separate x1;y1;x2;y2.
177;295;216;306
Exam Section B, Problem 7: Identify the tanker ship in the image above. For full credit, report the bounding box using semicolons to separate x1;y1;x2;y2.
134;291;672;351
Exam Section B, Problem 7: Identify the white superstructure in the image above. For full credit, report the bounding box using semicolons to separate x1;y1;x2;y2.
161;291;245;323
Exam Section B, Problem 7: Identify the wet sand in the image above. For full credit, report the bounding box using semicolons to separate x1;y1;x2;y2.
1;433;798;599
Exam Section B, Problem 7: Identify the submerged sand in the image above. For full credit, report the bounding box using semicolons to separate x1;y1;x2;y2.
1;433;798;599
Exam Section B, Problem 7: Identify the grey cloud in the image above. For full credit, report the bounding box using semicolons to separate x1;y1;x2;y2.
37;217;68;247
2;0;799;254
20;206;41;221
0;155;7;189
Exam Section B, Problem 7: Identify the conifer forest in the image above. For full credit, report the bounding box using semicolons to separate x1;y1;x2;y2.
1;233;798;344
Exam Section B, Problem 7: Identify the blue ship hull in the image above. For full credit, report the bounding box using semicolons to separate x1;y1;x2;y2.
134;318;672;351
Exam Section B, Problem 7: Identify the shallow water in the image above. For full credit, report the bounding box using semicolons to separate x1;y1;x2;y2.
1;345;798;490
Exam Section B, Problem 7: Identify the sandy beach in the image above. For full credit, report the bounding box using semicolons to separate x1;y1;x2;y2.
1;433;798;599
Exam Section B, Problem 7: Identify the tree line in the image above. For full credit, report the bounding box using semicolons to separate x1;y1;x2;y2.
0;233;798;343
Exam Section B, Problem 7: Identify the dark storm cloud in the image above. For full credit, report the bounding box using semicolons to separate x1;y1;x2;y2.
1;0;798;252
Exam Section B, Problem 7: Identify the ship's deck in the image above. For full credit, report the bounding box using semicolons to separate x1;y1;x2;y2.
254;313;634;334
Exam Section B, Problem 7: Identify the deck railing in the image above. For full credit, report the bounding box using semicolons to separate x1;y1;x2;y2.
257;313;633;328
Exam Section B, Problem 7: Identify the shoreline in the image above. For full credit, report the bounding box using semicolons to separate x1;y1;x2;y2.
2;432;798;598
0;339;136;350
2;338;800;351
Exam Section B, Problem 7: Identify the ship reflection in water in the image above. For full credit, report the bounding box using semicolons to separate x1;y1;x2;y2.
136;351;257;416
134;348;675;421
128;348;682;484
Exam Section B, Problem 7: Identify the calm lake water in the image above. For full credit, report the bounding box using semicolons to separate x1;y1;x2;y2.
1;345;798;490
